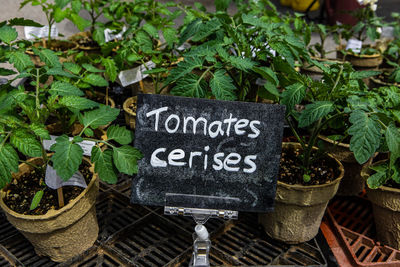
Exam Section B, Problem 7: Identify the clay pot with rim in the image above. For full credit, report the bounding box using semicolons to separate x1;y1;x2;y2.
123;96;137;130
337;45;383;69
0;157;99;262
362;161;400;249
259;142;344;244
318;134;366;195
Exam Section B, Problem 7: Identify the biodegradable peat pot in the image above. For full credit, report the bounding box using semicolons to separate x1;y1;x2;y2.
337;45;383;69
259;142;344;244
123;96;137;130
318;135;365;196
363;161;400;249
0;157;99;262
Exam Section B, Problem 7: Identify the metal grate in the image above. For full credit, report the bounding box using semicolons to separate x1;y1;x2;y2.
60;246;127;267
0;212;18;243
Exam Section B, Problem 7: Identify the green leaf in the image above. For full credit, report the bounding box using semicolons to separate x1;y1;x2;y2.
29;124;50;140
54;7;68;23
163;27;177;47
367;171;387;189
63;62;82;75
263;82;280;97
112;145;142;175
9;52;34;72
50;135;83;181
136;30;153;53
281;83;306;111
0;88;26;113
82;105;119;130
350;70;381;80
0;68;17;76
8;18;43;27
82;63;104;73
348;110;382;164
164;57;203;84
107;125;133;145
143;23;159;38
59;96;99;112
30;190;44;210
0;25;17;43
298;101;334;128
33;48;61;68
215;0;231;11
210;69;236;101
10;129;42;157
55;0;71;9
171;73;207;98
71;0;81;13
49;81;84;96
229;56;256;72
93;28;106;45
253;67;278;85
0;143;19;189
385;123;400;160
101;57;117;82
192;18;222;42
142;68;167;75
91;147;118;184
82;73;109;87
47;67;78;78
70;13;90;31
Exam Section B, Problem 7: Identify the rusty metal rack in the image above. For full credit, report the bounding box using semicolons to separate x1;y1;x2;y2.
0;181;330;266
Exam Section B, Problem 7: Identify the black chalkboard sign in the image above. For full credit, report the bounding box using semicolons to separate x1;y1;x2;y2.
131;94;286;213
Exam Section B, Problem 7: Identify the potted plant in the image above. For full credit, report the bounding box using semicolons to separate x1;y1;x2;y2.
0;26;141;262
357;85;400;249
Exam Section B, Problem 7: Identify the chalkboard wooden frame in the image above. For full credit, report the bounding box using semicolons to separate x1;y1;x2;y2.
131;94;286;213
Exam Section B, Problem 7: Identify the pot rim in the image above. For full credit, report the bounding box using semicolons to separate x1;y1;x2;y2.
0;156;98;220
278;142;345;190
123;96;137;116
25;39;79;54
337;45;382;59
318;134;350;149
362;159;400;193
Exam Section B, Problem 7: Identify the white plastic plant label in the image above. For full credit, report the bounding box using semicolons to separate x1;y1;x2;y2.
43;135;96;156
45;165;87;190
346;39;362;54
104;26;127;43
117;61;156;87
24;25;58;39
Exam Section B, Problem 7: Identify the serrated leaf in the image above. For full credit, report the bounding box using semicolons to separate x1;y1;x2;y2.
298;101;334;128
113;145;142;175
191;18;222;42
82;63;104;73
143;23;158;38
0;68;17;76
50;135;83;181
55;0;71;9
54;7;68;23
0;88;26;113
229;56;256;71
70;13;90;31
8;18;43;27
9;52;34;72
10;129;42;157
33;48;61;68
281;83;306;111
350;70;381;80
0;143;19;189
0;25;17;43
136;30;153;53
215;0;231;11
163;27;177;47
59;96;99;112
107;125;133;145
164;56;203;85
29;124;50;140
367;171;387;189
47;67;78;78
84;128;94;137
71;0;81;13
30;190;43;210
49;81;84;96
63;62;82;75
91;147;118;184
171;73;207;98
82;105;119;130
348;110;382;164
93;28;106;45
253;67;278;85
210;69;236;100
82;73;108;87
101;57;117;82
180;18;202;45
385;122;400;160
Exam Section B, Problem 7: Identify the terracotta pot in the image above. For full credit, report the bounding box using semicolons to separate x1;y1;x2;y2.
123;96;137;130
259;142;344;244
337;45;383;68
0;157;99;262
363;161;400;249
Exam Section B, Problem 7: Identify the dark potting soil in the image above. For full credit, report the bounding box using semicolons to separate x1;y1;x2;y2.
279;147;341;186
3;164;92;215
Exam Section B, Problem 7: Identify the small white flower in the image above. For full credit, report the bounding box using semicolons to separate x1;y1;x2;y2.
371;3;377;11
377;27;382;34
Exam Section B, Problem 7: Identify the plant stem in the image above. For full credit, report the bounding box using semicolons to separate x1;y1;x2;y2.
0;132;12;150
35;68;40;118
